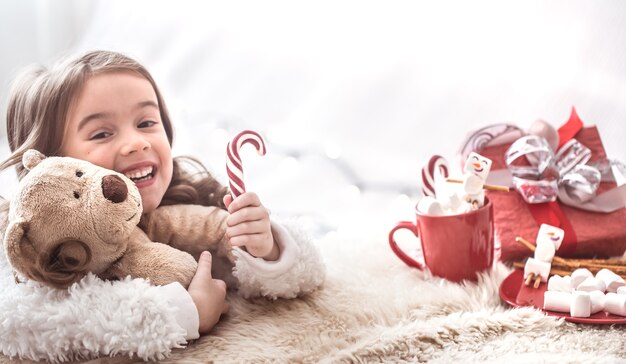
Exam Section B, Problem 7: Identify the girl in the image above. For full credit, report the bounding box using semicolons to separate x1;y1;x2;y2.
0;50;325;361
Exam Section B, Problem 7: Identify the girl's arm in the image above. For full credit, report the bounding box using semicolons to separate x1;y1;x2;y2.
231;218;326;299
0;260;196;362
142;205;325;299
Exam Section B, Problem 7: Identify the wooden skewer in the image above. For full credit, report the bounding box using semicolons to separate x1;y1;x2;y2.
446;178;510;192
514;235;626;281
515;236;569;265
512;261;626;280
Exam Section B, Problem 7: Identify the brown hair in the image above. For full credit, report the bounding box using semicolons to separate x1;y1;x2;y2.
1;50;226;208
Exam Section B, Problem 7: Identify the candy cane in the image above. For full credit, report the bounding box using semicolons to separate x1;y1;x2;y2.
421;155;449;197
226;130;267;198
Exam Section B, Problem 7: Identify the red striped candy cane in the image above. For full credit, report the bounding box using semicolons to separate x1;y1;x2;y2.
226;130;267;198
421;155;449;197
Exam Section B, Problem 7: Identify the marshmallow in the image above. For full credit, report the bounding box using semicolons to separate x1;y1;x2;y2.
462;177;485;208
595;268;626;293
535;240;556;263
524;258;551;282
604;293;626;316
417;196;445;216
617;286;626;295
457;202;475;214
547;275;572;292
543;291;572;313
440;190;463;213
536;224;565;251
463;152;492;181
571;268;593;289
589;290;606;314
576;277;607;293
463;174;484;195
570;291;591;317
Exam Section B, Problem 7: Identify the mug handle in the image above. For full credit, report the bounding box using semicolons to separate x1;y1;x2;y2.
388;221;424;269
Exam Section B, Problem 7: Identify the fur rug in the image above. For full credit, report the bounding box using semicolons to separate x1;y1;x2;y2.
2;229;626;363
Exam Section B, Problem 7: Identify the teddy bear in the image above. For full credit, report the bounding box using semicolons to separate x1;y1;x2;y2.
3;149;234;289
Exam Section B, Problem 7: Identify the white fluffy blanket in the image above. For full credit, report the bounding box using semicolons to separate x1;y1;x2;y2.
2;229;625;363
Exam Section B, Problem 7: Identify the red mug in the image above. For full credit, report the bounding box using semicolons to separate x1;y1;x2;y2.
388;198;494;282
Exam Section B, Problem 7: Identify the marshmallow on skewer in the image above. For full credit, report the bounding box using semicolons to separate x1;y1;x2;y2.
576;277;607;293
462;152;492;208
571;268;594;289
547;275;572;292
524;258;551;283
534;240;556;263
617;286;626;295
416;196;445;216
604;293;626;316
543;291;572;313
589;290;606;314
595;268;626;293
534;224;564;262
462;174;485;206
570;291;591;318
536;224;565;251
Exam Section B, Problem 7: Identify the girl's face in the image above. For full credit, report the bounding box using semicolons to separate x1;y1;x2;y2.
61;71;173;214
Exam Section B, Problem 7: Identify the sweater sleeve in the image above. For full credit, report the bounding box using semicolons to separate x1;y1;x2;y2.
0;253;195;362
231;218;326;299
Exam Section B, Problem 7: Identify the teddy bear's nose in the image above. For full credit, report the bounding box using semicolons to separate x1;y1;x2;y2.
102;175;128;203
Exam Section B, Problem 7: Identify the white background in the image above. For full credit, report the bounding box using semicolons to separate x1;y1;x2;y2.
1;0;626;236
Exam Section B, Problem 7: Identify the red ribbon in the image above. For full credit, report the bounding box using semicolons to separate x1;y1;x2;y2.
527;107;583;256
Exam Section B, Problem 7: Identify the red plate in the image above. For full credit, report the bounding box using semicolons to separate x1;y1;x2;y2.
499;269;626;324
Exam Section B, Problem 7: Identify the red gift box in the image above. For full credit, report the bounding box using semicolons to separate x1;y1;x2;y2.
470;109;626;262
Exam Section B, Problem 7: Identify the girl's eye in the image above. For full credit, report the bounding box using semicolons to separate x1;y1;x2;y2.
89;131;111;140
138;120;157;128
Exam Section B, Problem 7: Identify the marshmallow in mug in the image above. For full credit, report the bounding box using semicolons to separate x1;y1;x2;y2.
418;184;474;216
416;196;445;216
462;152;492;208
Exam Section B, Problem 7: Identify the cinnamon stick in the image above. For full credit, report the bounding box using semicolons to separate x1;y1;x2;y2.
514;235;626;280
446;178;510;192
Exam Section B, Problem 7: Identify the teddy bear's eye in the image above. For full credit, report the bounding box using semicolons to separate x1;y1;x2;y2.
75;171;83;177
73;191;80;199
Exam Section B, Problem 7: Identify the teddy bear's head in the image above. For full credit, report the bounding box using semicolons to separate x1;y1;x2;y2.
4;149;143;288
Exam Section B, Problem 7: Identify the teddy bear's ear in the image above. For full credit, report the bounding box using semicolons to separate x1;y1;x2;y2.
4;219;92;289
22;149;46;171
37;240;92;289
4;218;37;278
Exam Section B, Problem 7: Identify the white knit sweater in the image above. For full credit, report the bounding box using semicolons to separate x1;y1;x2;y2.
0;219;325;362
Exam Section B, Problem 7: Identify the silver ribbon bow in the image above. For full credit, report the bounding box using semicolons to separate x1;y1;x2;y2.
503;135;626;212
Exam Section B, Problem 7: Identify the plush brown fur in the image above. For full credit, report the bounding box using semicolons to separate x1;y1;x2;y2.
3;150;233;289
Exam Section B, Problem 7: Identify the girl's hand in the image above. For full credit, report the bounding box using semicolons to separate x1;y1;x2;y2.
187;251;229;334
223;192;279;261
